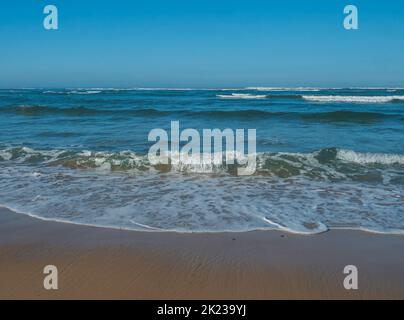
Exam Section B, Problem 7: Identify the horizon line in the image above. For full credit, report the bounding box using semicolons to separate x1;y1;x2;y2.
2;86;404;90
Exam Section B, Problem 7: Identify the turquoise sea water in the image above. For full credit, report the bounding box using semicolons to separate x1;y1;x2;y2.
0;87;403;234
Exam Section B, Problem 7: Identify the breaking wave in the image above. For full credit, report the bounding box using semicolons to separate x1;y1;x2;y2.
303;95;404;103
1;146;403;181
44;90;102;95
246;87;322;92
1;146;403;235
217;93;268;99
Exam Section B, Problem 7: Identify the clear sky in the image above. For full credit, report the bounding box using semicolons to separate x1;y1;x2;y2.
1;0;403;88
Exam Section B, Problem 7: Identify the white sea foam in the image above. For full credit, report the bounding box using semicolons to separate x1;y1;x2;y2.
1;164;403;235
303;95;404;103
44;89;103;95
0;150;12;161
336;149;404;165
68;90;102;95
132;88;247;91
262;217;329;235
217;93;267;99
43;90;66;94
2;146;404;171
1;146;404;235
247;87;322;92
348;87;404;90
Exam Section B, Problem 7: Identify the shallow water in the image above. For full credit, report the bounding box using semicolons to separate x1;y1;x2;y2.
0;87;403;234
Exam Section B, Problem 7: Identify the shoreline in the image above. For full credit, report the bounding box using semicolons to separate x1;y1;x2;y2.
2;205;403;236
1;206;404;299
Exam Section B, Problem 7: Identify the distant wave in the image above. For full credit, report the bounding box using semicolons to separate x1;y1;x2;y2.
1;105;402;123
266;94;303;99
217;93;267;99
69;90;102;95
217;93;305;100
303;95;404;103
0;105;171;117
43;91;66;94
249;87;404;92
246;87;321;92
44;90;102;95
218;93;404;104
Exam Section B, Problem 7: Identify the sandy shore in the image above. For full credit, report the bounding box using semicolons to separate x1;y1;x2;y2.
0;206;403;299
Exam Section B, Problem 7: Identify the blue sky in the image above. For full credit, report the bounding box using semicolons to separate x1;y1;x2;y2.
1;0;403;88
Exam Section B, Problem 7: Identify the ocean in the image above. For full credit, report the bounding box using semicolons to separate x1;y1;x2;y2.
0;87;403;234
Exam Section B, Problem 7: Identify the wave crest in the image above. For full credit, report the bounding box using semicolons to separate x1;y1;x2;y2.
303;95;404;103
1;147;403;182
217;93;267;99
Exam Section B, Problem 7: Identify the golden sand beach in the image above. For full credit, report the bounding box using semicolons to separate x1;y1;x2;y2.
0;207;403;299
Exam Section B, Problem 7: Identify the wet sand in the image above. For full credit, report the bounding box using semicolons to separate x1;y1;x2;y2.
0;206;403;299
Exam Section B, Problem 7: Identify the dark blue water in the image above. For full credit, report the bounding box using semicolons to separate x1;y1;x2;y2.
0;87;403;234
